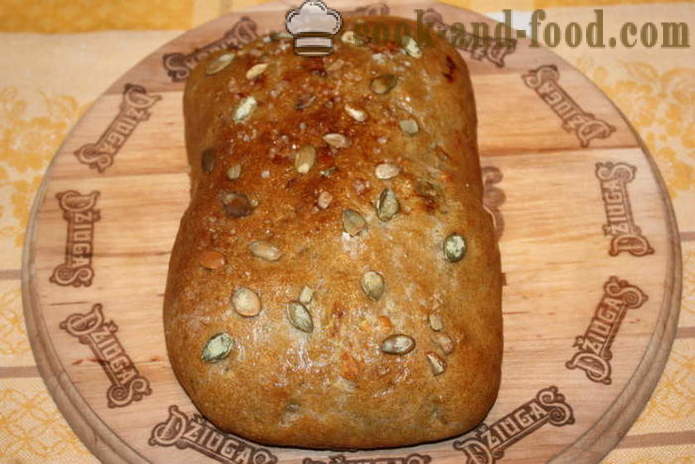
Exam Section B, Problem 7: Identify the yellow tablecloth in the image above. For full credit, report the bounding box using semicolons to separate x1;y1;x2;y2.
0;0;692;462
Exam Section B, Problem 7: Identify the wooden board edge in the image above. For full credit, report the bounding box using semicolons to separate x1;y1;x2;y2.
548;86;684;463
21;128;151;464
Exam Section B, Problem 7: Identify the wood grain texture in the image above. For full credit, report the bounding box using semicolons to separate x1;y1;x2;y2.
21;1;682;463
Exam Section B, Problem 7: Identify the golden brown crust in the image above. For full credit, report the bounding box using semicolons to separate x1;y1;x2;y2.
164;16;502;449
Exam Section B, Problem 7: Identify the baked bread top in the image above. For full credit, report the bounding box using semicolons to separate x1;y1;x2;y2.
164;15;502;449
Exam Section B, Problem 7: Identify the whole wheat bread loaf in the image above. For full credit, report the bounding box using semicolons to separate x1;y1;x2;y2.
164;15;502;449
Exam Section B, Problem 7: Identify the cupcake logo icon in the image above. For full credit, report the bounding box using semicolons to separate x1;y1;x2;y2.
286;0;342;56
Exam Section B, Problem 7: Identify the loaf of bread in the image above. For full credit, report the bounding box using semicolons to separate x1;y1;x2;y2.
164;15;502;449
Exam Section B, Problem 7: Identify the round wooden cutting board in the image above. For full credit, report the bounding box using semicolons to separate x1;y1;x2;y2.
22;1;682;463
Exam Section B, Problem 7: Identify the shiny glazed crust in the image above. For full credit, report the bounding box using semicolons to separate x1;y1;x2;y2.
164;15;502;449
